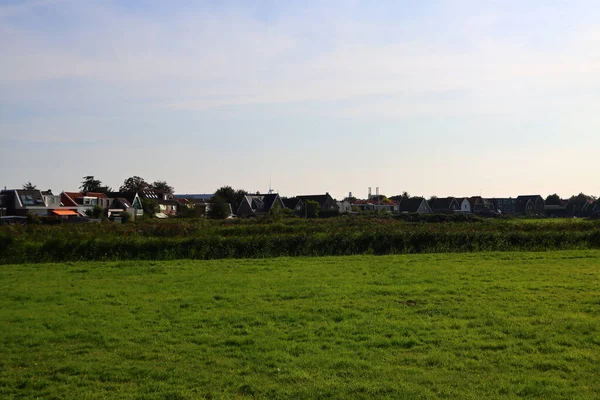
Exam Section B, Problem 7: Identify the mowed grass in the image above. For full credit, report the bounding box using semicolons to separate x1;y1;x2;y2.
1;252;600;399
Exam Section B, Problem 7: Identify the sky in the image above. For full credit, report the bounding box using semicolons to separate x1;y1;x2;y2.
1;0;599;199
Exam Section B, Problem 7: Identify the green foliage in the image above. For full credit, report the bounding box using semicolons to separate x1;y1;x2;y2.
304;200;320;218
141;199;158;216
213;186;247;211
1;252;600;398
91;205;104;219
2;217;600;264
119;176;149;193
545;193;562;206
25;213;41;225
120;212;131;224
150;180;174;194
80;176;111;193
207;196;230;219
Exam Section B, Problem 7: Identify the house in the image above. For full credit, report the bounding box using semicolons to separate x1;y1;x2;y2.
61;191;110;216
158;199;179;216
237;193;284;217
106;192;144;219
282;197;304;215
429;197;460;213
468;196;487;213
457;198;471;213
545;204;569;218
0;189;49;216
336;200;352;214
0;192;7;217
108;198;135;220
490;198;517;215
296;193;338;211
566;197;597;217
516;195;545;215
350;199;399;214
398;197;432;214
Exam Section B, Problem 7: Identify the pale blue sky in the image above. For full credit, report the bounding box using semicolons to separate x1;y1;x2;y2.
1;0;599;199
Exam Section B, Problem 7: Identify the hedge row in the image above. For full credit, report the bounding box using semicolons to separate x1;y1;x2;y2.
2;230;600;264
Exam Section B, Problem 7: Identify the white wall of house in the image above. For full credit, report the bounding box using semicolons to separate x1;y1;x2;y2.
337;201;352;213
459;198;471;213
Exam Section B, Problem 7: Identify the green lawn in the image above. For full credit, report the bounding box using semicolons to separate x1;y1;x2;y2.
2;252;600;399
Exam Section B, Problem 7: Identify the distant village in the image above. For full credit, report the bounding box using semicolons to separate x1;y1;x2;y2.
1;175;599;223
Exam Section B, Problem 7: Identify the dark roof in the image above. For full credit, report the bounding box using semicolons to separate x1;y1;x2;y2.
174;194;213;200
296;194;334;207
516;195;544;212
261;193;280;212
112;198;132;209
282;197;302;209
138;190;161;200
517;195;543;202
468;196;483;207
158;199;179;206
107;192;138;204
16;190;46;207
429;197;456;209
399;197;427;212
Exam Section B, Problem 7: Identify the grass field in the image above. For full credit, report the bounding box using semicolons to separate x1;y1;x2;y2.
2;251;600;399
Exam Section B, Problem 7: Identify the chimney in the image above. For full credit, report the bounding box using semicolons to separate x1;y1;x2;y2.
368;187;372;198
376;187;379;196
349;191;352;198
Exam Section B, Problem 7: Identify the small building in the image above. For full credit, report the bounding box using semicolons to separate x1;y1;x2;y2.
398;197;432;214
516;195;545;215
296;193;339;211
282;197;304;215
457;198;471;213
237;193;284;217
490;198;517;215
0;189;49;216
429;197;460;213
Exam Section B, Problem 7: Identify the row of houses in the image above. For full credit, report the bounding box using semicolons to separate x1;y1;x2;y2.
0;189;179;221
232;192;600;218
1;187;598;222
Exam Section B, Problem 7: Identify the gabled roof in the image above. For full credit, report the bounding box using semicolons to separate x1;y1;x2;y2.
282;197;302;209
111;198;132;209
15;190;46;207
85;192;107;198
106;192;138;204
429;197;457;210
516;195;544;212
296;194;334;207
399;197;428;212
61;192;80;207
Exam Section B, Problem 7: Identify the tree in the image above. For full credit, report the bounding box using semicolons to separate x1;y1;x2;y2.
213;186;248;211
304;200;320;218
545;193;562;206
390;192;410;202
207;196;230;219
120;176;149;193
142;199;158;216
151;180;174;195
22;181;37;190
80;176;111;193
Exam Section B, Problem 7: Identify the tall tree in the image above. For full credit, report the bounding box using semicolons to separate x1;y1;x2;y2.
390;192;410;202
150;180;174;194
120;176;149;193
545;193;562;206
207;196;230;219
79;176;111;193
213;186;248;211
22;181;37;190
